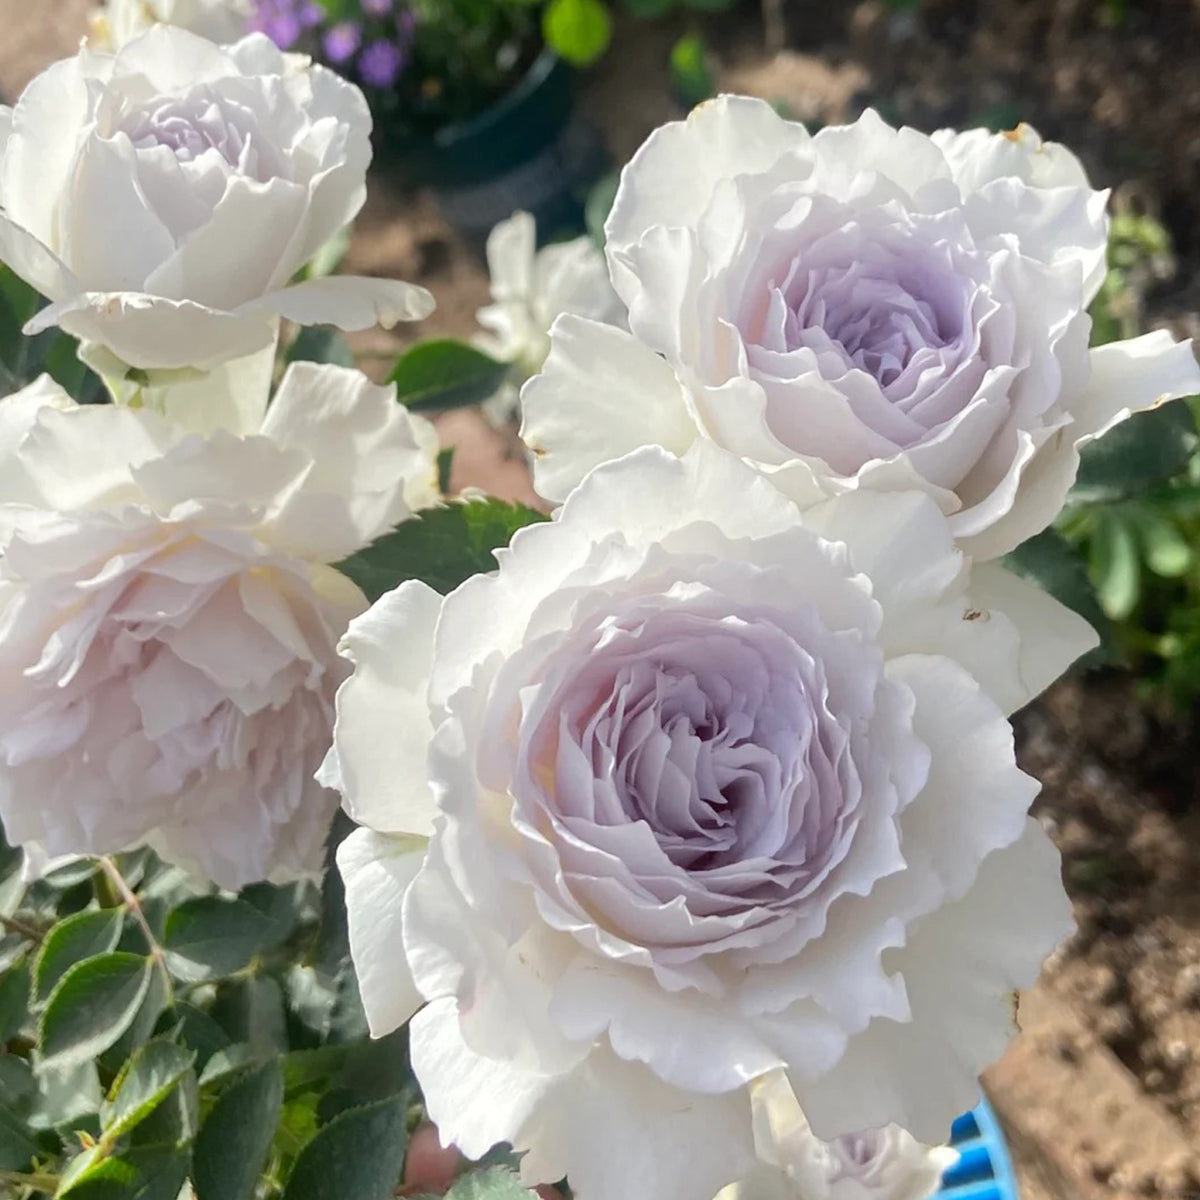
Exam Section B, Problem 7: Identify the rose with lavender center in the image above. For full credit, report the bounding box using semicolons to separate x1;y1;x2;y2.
521;98;1200;560
329;442;1092;1200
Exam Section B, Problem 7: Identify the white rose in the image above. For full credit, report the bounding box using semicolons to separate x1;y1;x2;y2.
90;0;252;49
715;1073;958;1200
0;365;437;890
330;443;1089;1200
0;27;432;373
521;98;1200;560
474;211;624;428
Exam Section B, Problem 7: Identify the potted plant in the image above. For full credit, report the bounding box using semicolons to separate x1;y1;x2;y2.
248;0;615;241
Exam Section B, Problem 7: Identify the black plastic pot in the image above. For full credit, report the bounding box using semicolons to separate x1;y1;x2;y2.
391;50;607;247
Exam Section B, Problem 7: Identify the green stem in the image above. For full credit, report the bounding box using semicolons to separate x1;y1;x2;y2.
0;914;43;944
99;858;175;1006
0;1168;59;1193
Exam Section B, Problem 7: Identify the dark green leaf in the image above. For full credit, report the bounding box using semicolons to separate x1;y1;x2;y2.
57;1144;190;1200
1071;399;1197;504
33;908;124;1002
163;897;275;983
388;339;511;412
0;952;31;1042
210;976;288;1053
172;1003;232;1073
437;446;455;495
287;325;355;368
337;499;549;602
0;1102;38;1172
39;952;154;1070
193;1059;283;1200
1005;528;1110;665
103;1040;194;1140
238;882;309;951
282;1094;408;1200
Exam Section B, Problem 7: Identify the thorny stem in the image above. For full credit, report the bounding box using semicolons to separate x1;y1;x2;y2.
99;857;174;1005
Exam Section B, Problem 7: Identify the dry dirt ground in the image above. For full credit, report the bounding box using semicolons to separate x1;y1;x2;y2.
3;5;1200;1200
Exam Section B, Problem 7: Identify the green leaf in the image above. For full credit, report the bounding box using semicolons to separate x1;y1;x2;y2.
669;32;716;107
172;1003;233;1074
0;952;31;1042
1071;399;1197;504
282;1094;408;1200
445;1168;539;1200
542;0;613;66
162;896;275;983
193;1059;283;1200
1005;527;1110;663
58;1144;190;1200
210;976;288;1053
388;339;511;412
286;325;356;368
1134;506;1192;578
39;952;154;1070
1092;511;1142;620
0;1102;39;1172
337;499;549;602
33;908;124;1002
103;1040;194;1140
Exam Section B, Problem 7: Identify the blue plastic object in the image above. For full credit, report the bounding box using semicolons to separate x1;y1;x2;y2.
936;1101;1018;1200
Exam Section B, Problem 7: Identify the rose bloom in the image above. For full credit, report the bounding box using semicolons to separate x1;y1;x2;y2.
0;27;432;373
0;364;437;890
521;98;1200;560
475;211;624;428
329;443;1089;1200
715;1072;958;1200
90;0;253;49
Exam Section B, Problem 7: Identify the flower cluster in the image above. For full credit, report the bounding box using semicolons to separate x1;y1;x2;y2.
3;15;1197;1197
329;97;1200;1200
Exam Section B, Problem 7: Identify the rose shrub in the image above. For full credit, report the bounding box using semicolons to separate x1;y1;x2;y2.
0;26;432;373
0;363;436;889
521;98;1200;559
330;443;1091;1200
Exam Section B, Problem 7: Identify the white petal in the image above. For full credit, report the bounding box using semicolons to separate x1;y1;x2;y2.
0;213;78;303
605;94;808;295
337;826;428;1037
1072;331;1200;444
241;275;434;330
327;580;440;836
966;563;1098;703
26;292;276;371
486;211;537;301
799;819;1073;1143
520;315;697;504
410;997;555;1161
263;362;437;541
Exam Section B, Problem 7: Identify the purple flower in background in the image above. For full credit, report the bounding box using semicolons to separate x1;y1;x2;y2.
250;0;323;48
358;38;406;88
362;0;394;14
324;21;363;64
